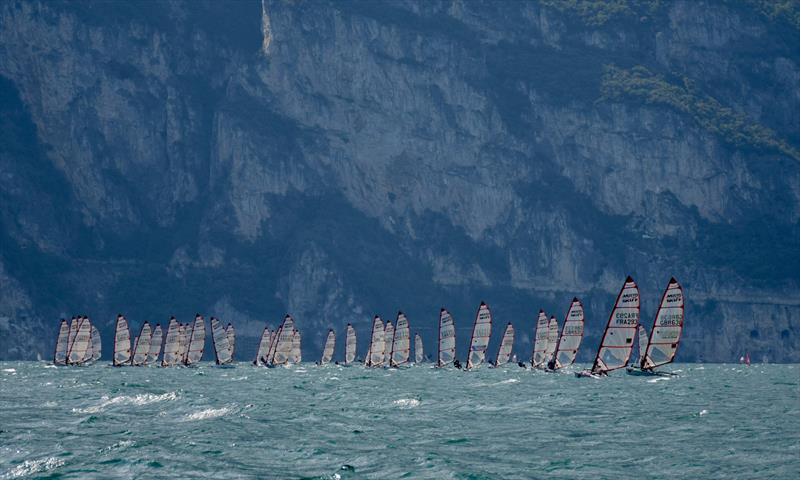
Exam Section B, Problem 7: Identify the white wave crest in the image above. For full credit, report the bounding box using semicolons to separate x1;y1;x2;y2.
185;407;231;421
72;392;178;414
2;368;17;373
393;398;420;408
1;457;64;479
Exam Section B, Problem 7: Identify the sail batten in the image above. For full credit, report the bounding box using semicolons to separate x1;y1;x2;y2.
211;317;232;365
131;322;152;366
642;278;684;370
414;333;424;364
366;316;385;367
54;320;69;366
531;310;550;368
591;276;640;374
113;315;131;366
552;298;585;369
254;327;271;365
161;318;181;367
184;315;205;366
437;309;456;367
466;302;492;370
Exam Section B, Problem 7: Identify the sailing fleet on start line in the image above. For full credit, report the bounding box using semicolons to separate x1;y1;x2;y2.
51;276;685;378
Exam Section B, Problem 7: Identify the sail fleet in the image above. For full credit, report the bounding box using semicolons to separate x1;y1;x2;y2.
51;277;685;376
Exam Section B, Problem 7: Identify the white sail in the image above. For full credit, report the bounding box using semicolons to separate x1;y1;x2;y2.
391;312;411;367
641;277;684;370
68;317;92;365
225;324;236;360
271;315;295;365
531;310;549;368
91;325;102;362
211;317;232;365
383;321;394;365
178;324;189;363
552;298;585;369
637;324;648;364
265;327;280;364
254;327;271;365
495;323;514;366
161;317;181;367
437;308;456;367
544;316;559;366
414;333;423;364
53;319;69;365
184;316;205;365
146;324;162;365
466;302;492;370
345;324;357;365
113;315;131;366
131;322;152;366
291;329;302;363
321;329;336;365
366;316;385;367
591;276;640;374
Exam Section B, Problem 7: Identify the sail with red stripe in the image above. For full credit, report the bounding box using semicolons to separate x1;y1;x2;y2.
345;324;357;365
366;316;385;367
466;302;492;370
68;317;92;365
495;323;514;366
53;319;69;366
321;329;336;365
641;278;684;370
531;310;549;368
437;309;455;367
390;312;410;367
591;276;640;374
113;315;131;366
551;298;584;369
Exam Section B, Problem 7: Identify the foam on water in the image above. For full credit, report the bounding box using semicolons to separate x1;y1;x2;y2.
1;362;798;479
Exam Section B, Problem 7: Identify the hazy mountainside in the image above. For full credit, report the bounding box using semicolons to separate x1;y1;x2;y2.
0;0;798;362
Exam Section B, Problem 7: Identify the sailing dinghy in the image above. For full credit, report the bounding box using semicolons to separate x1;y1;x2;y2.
113;315;132;367
270;315;295;366
145;324;162;365
542;316;559;370
531;310;550;369
226;324;236;360
211;317;233;366
390;312;411;367
161;317;181;367
577;276;640;378
183;315;206;366
548;298;584;371
414;333;424;364
131;322;152;366
53;319;69;366
90;324;102;363
320;329;336;365
344;323;357;365
383;321;394;365
67;317;92;365
627;278;684;376
466;302;492;370
365;316;385;368
254;327;271;366
291;329;302;364
494;323;514;367
436;308;456;368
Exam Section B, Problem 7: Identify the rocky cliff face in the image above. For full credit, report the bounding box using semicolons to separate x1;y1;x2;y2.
0;0;797;362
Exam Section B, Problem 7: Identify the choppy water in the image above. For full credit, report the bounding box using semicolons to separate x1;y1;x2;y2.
1;362;798;479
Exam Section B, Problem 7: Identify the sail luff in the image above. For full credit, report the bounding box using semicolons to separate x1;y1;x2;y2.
437;309;456;367
591;276;640;374
321;329;336;365
642;278;684;369
391;312;411;367
161;317;180;367
367;316;385;367
113;315;131;366
495;323;514;366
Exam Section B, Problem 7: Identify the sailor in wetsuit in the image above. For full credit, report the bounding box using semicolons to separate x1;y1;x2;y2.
453;359;462;369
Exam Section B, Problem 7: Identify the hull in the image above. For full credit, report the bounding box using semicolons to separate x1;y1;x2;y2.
626;366;676;377
575;370;602;379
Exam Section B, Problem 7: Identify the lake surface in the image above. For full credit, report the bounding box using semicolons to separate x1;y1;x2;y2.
1;362;798;479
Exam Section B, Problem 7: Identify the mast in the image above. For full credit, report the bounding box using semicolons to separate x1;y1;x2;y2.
113;315;131;367
345;324;357;365
53;319;69;366
90;324;102;363
254;327;271;365
146;324;163;365
641;278;684;370
131;322;152;366
466;302;492;370
226;324;236;360
495;323;514;367
551;298;585;370
321;329;336;365
591;276;640;375
367;316;385;368
531;310;549;368
544;316;559;367
391;312;411;367
184;315;206;366
383;321;394;365
437;308;456;367
271;315;295;365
